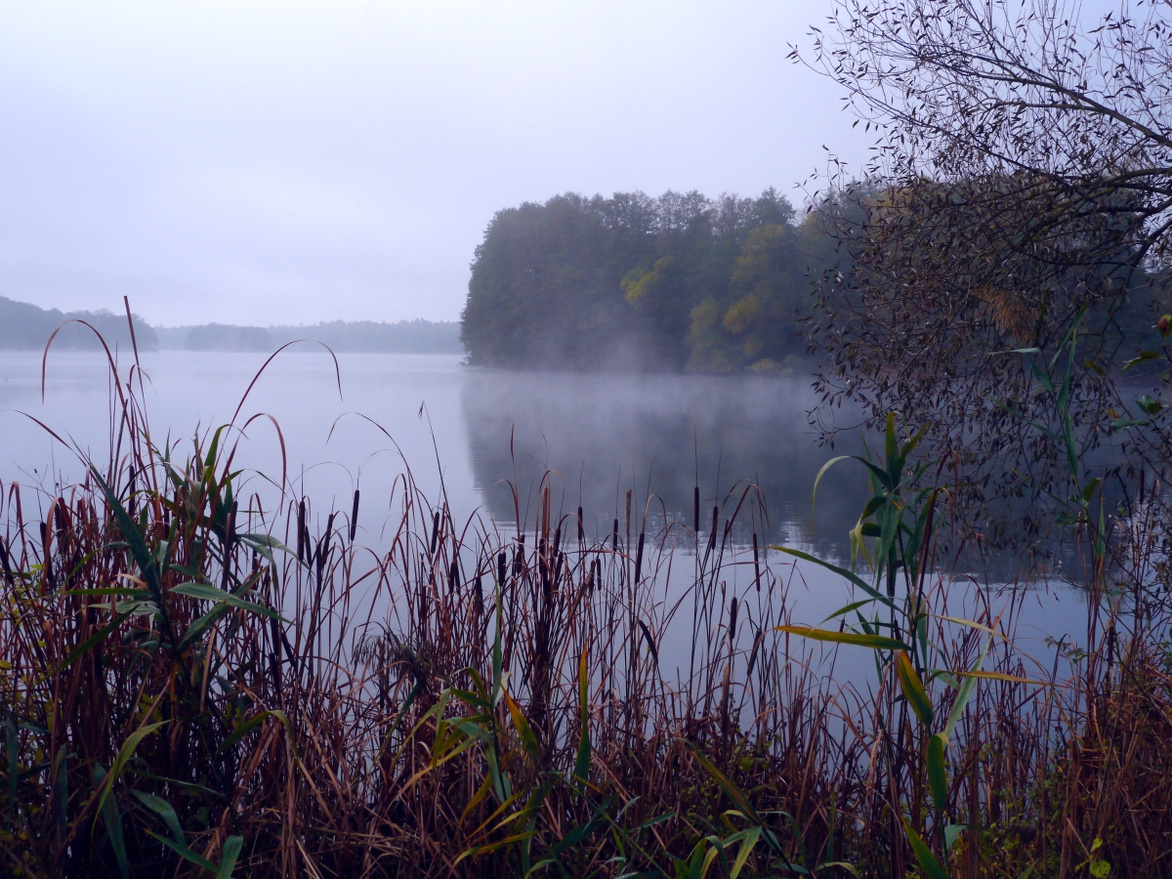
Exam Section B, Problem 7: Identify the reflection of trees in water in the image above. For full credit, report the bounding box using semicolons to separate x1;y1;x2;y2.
461;369;869;559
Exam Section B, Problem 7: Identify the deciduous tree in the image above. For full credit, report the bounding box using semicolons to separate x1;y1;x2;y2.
796;0;1172;538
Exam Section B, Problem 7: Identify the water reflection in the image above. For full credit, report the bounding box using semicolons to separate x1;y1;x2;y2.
0;350;1083;582
0;350;1090;676
461;368;869;560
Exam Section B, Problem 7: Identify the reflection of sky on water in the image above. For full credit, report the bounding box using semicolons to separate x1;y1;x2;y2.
1;350;1096;681
0;349;474;526
2;350;873;555
460;366;871;561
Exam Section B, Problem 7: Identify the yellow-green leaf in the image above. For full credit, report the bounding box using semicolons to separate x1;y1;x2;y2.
896;651;933;726
775;625;907;651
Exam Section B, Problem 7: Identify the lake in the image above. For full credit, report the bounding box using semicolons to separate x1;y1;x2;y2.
0;349;869;548
0;348;1088;677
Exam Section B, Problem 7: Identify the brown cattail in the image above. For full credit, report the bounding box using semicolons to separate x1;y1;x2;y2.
752;533;761;592
0;536;11;583
637;619;658;664
227;500;238;547
39;521;53;588
746;626;764;677
127;465;137;517
54;499;70;545
514;533;525;575
634;531;645;584
297;499;306;562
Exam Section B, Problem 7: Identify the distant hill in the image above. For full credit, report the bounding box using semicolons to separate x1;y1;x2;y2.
158;319;464;354
0;296;157;351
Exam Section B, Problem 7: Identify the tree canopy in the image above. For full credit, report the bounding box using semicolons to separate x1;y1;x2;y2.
795;0;1172;534
0;296;157;352
460;189;830;373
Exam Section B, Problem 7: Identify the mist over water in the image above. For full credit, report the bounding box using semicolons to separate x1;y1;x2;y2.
462;367;870;556
0;349;1086;671
0;350;472;522
1;350;869;556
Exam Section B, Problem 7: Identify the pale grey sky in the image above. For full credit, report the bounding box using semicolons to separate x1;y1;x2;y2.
0;1;872;327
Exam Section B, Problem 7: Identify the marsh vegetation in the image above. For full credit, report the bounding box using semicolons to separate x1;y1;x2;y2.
5;0;1172;874
0;323;1169;878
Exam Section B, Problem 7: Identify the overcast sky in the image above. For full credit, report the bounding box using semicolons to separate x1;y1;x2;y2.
0;1;873;328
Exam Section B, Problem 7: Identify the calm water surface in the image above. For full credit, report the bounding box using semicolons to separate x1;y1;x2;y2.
1;349;866;547
0;349;1087;674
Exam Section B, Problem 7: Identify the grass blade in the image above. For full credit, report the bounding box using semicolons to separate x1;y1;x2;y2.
896;651;933;726
776;625;908;651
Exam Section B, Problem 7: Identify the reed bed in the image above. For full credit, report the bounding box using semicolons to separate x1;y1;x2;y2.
1;339;1171;877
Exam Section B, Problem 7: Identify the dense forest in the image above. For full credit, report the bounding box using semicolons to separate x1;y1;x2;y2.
461;185;1168;377
460;189;845;373
0;296;157;351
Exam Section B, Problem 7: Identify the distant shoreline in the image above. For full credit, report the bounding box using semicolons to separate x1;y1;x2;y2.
155;319;463;354
0;296;464;355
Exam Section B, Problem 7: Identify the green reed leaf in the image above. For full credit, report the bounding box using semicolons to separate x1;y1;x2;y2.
896;651;933;726
776;625;908;651
902;817;949;879
216;835;243;879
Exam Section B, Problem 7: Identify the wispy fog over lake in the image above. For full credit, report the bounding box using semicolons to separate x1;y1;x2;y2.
1;350;865;557
0;347;1088;702
461;367;868;554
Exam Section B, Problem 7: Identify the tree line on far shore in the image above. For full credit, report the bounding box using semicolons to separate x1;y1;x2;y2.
460;189;846;373
0;297;157;352
157;320;462;354
460;182;1169;377
0;296;461;355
